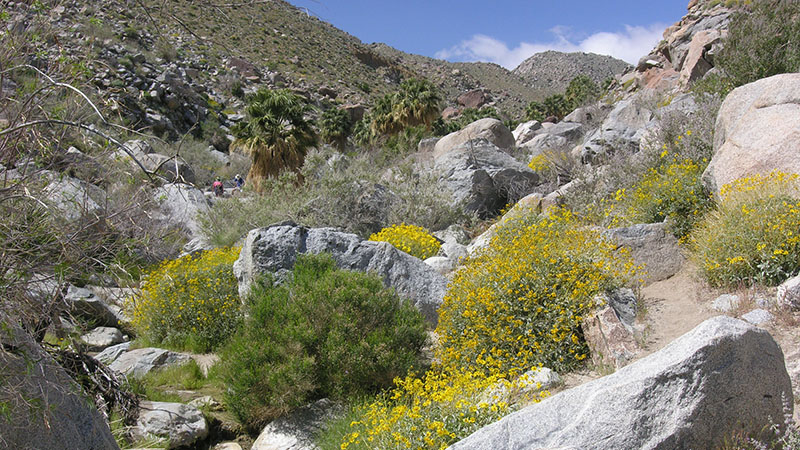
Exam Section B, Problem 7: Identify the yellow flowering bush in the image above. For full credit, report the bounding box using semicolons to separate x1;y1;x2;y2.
129;247;242;353
334;367;536;450
607;154;713;238
333;208;636;450
690;171;800;287
438;207;636;376
369;223;441;260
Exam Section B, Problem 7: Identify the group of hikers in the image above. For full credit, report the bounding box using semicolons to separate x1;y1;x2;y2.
212;173;244;197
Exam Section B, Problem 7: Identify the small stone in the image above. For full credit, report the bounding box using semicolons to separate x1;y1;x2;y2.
80;326;124;350
741;309;773;325
712;294;740;313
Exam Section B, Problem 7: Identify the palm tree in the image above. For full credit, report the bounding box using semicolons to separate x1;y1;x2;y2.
370;78;441;136
318;107;352;151
232;88;317;193
394;78;441;129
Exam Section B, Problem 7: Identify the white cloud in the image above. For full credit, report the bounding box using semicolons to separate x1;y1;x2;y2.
435;23;667;69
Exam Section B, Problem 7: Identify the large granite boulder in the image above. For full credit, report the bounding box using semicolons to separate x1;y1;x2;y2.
233;224;448;325
132;401;208;449
251;399;341;450
512;120;542;147
433;139;539;218
703;73;800;195
433;118;515;158
451;316;791;450
777;274;800;310
0;317;119;450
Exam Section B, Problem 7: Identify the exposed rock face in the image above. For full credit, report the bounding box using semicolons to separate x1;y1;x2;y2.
451;316;792;450
703;73;800;195
43;174;107;222
457;89;490;109
106;347;192;378
605;222;684;283
133;401;209;449
0;317;119;450
233;224;447;325
433;118;515;158
433;139;539;218
252;398;341;450
512;120;542;147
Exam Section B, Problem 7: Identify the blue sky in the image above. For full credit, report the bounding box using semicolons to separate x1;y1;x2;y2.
285;1;689;69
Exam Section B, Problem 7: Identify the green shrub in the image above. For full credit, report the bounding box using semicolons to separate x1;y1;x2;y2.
369;223;441;260
218;253;428;431
715;1;800;88
337;208;634;450
129;247;242;353
690;172;800;287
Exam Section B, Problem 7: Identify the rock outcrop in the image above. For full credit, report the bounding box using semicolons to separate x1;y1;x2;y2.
432;139;539;218
703;73;800;195
105;347;192;378
451;316;791;450
605;222;684;283
233;224;447;325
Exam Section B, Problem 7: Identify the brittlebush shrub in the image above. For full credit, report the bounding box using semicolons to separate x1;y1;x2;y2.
690;172;800;287
336;208;636;450
369;223;441;260
438;208;637;376
607;152;713;238
129;247;242;353
218;253;427;432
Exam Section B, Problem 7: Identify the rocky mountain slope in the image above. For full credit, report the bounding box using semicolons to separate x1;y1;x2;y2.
513;50;631;93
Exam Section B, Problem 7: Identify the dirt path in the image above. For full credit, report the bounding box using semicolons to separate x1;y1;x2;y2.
638;265;716;356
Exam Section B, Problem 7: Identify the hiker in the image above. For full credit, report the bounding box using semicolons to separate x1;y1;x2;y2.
212;177;224;197
233;173;244;189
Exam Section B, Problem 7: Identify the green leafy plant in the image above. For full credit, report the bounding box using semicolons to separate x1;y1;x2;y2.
607;150;713;238
371;78;441;136
217;253;428;432
129;247;242;353
690;171;800;287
